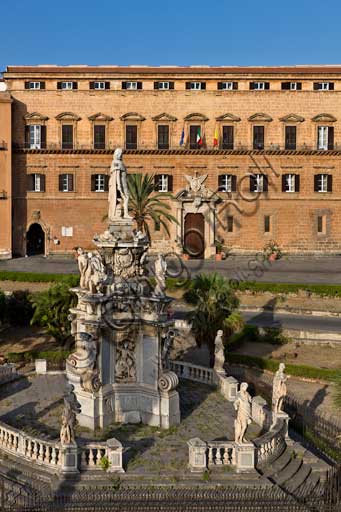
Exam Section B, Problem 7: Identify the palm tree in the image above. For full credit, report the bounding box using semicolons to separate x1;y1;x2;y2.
127;173;178;239
184;273;240;367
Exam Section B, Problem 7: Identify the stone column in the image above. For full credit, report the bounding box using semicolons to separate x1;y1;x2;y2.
60;442;79;474
187;438;207;472
106;438;124;473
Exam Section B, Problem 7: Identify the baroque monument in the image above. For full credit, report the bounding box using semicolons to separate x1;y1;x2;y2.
66;149;180;430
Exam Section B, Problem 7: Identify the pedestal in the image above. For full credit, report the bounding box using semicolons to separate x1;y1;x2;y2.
235;442;256;473
188;438;207;472
61;443;79;474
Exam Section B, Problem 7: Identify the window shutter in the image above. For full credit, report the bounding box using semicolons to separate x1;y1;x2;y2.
137;82;143;90
265;82;270;90
40;82;45;90
91;175;96;192
314;175;319;192
313;83;319;91
250;175;256;191
154;175;161;191
263;176;268;192
72;82;78;90
281;82;290;90
328;127;334;149
27;174;34;191
282;175;286;192
218;175;224;191
329;82;334;91
59;174;64;192
295;174;300;192
105;82;110;89
233;82;238;90
104;175;109;192
122;82;127;89
169;82;174;90
25;82;30;89
327;174;333;192
231;175;237;192
168;175;173;192
41;126;46;149
296;82;302;90
185;82;191;90
25;126;30;147
250;82;255;90
154;82;159;89
89;81;95;89
40;174;46;192
57;82;62;90
217;82;223;90
201;82;206;90
69;174;74;192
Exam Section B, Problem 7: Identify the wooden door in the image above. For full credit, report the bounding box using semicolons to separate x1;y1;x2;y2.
184;213;205;259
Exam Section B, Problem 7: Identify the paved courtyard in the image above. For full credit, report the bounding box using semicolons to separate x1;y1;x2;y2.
0;374;262;475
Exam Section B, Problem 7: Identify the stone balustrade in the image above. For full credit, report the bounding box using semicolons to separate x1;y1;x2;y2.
80;443;108;470
207;441;236;466
167;360;214;385
253;417;288;467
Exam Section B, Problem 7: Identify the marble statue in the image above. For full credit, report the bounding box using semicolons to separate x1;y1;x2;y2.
234;382;252;444
272;363;288;414
60;398;76;445
108;148;131;221
154;254;167;297
213;329;225;372
115;339;136;382
77;248;88;289
68;332;101;394
88;251;106;294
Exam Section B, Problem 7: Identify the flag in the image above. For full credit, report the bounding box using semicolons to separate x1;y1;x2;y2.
179;127;185;146
197;127;203;146
213;127;219;147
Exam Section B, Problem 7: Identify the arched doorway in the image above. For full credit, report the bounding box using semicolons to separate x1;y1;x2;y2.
184;213;205;259
26;223;45;256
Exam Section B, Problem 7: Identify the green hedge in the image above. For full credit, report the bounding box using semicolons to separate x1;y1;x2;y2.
235;281;341;297
228;353;341;382
0;271;79;285
7;350;70;364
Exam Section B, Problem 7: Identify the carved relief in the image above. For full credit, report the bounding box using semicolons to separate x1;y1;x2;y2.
67;332;101;393
115;329;137;383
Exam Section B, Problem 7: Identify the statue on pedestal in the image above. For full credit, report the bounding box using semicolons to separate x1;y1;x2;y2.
154;254;167;297
234;382;252;444
77;248;88;289
108;148;131;221
272;363;287;414
213;329;225;372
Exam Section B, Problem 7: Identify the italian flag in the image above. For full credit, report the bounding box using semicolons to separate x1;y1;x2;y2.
213;127;219;147
197;127;203;145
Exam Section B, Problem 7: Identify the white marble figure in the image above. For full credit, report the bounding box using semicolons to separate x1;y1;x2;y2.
60;399;76;445
77;248;89;289
214;329;225;372
272;363;288;414
154;254;167;296
83;251;106;294
234;382;252;444
108;148;131;221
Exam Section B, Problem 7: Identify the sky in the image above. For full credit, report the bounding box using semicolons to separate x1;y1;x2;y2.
1;0;341;71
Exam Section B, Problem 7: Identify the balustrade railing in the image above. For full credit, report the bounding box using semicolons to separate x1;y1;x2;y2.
80;443;108;470
167;360;214;385
207;441;236;467
253;419;287;467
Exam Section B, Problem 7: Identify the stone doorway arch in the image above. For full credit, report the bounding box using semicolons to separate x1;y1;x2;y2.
26;223;45;256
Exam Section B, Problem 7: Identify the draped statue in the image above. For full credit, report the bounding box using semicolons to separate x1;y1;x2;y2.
108;148;131;221
272;363;288;414
234;382;252;444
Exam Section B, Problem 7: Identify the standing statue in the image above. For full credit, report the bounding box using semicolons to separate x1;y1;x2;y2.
88;251;106;294
108;148;131;221
60;398;76;445
213;329;225;372
234;382;252;444
154;254;167;297
77;248;89;289
272;363;288;414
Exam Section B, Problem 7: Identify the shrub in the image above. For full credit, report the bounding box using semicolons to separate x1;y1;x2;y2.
261;327;290;345
30;282;77;346
100;455;111;471
0;290;6;323
0;271;79;285
6;350;70;364
235;281;341;298
5;290;33;326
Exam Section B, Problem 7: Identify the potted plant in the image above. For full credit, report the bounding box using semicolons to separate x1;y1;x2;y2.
263;240;282;262
215;239;223;261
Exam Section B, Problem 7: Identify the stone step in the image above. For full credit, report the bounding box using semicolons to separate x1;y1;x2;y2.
262;449;292;477
302;471;321;491
0;452;57;491
284;464;311;493
275;458;303;486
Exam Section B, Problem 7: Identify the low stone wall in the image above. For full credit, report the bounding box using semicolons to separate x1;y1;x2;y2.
0;363;17;384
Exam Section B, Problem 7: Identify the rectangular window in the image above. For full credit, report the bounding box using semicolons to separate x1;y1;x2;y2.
61;82;74;90
28;173;45;192
61;125;73;149
186;82;206;90
315;174;332;193
95;174;105;192
218;174;236;193
222;126;234;149
317;126;334;150
253;126;264;150
221;82;234;90
264;215;271;233
94;81;105;90
282;174;299;193
29;125;41;149
317;215;327;234
285;126;297;150
28;82;42;90
94;125;106;149
189;125;201;149
59;173;74;192
122;81;143;90
281;82;302;90
158;125;169;150
154;174;172;192
61;226;73;237
158;82;169;90
250;82;269;90
159;174;168;192
126;125;137;149
250;174;268;193
314;82;334;91
227;216;233;232
34;174;42;192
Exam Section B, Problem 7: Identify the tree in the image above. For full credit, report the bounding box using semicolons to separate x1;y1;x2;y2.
127;173;178;239
184;273;240;367
30;280;77;347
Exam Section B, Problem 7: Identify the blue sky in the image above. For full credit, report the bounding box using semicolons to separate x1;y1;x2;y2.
1;0;341;70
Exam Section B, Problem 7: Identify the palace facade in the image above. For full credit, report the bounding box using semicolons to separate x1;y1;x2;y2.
2;64;341;259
